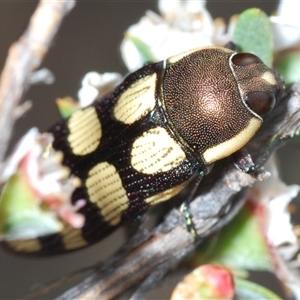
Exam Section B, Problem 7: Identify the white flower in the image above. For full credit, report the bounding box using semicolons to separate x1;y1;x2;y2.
250;155;300;297
271;0;300;51
0;128;85;239
121;0;300;73
121;0;220;71
253;156;299;256
78;71;122;107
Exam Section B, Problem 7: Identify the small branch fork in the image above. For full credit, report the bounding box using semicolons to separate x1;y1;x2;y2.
0;0;75;164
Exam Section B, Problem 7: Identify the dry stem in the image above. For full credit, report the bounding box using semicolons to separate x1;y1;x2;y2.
0;0;75;163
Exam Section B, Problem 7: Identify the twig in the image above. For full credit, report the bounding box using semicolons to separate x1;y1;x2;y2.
50;85;300;299
0;0;75;164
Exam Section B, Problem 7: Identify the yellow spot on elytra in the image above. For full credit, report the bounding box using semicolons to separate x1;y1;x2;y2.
61;226;88;250
203;117;261;164
131;127;186;174
86;162;129;226
6;238;42;253
68;106;102;156
113;74;157;124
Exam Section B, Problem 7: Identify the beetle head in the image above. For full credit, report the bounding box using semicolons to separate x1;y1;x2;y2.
163;47;285;164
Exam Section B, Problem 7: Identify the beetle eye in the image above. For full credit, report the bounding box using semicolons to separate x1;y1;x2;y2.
245;91;276;117
232;53;263;67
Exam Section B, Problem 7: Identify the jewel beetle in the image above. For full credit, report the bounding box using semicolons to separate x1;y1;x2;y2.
5;46;284;255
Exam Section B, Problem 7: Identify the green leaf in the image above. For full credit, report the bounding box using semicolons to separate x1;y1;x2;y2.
56;97;80;119
197;203;273;271
0;172;62;240
125;34;156;63
275;52;300;85
235;277;283;300
233;8;273;67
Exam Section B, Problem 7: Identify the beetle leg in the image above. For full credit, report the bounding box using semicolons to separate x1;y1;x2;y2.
233;136;283;173
233;148;256;173
180;202;198;239
180;174;203;240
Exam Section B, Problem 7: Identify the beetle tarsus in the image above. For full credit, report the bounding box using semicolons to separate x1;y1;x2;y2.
233;149;257;173
180;202;198;240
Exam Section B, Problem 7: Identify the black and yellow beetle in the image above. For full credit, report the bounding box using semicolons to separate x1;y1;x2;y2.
5;46;284;255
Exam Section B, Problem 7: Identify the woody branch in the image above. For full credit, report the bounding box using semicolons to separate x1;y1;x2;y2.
0;0;75;165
